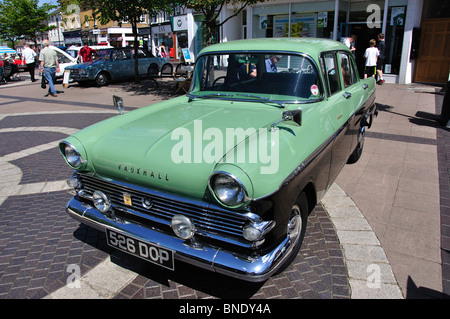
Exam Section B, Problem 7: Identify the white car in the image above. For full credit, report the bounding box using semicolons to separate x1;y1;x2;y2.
51;46;77;79
66;45;113;62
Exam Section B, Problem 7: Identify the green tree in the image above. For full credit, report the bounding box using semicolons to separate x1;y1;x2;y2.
0;0;56;49
181;0;265;46
80;0;174;83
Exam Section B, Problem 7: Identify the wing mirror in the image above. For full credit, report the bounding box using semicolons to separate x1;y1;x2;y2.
271;109;302;131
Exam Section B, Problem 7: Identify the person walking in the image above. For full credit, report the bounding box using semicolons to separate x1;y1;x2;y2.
78;42;96;63
22;43;37;82
363;39;379;79
39;40;60;97
376;33;386;85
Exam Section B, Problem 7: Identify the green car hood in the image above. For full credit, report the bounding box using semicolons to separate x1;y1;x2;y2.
73;97;288;199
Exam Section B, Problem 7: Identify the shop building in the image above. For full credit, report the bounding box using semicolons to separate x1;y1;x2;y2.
149;6;194;62
48;10;65;47
62;6;149;48
413;0;450;84
218;0;449;85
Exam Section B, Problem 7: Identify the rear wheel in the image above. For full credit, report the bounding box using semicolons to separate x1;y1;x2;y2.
347;128;365;164
160;63;173;76
147;64;159;78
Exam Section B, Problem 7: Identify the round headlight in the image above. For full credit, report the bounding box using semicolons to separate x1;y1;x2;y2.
209;173;248;207
92;190;111;214
64;144;83;168
171;215;195;240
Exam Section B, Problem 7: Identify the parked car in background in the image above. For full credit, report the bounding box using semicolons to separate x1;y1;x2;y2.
60;38;376;282
52;46;77;79
13;58;27;71
66;47;168;86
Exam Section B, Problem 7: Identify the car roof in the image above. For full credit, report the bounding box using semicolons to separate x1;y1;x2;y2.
198;38;349;57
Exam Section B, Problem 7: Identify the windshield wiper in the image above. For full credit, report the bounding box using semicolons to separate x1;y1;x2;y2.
188;93;233;102
236;94;285;108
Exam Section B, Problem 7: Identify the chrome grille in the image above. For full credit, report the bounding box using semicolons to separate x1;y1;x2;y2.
76;173;253;243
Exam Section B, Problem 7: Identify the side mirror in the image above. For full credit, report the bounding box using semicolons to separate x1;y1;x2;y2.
282;109;302;126
113;95;125;115
271;109;302;131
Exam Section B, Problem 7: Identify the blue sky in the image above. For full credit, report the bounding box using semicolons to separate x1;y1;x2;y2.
39;0;58;6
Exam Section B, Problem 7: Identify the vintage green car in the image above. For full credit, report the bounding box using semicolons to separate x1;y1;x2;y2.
60;38;376;282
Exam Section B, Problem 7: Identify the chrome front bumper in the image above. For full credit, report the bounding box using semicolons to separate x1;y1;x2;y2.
66;197;294;282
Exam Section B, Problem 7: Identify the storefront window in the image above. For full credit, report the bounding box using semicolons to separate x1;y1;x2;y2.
176;32;188;61
423;0;450;19
252;2;345;39
193;15;219;58
384;6;406;75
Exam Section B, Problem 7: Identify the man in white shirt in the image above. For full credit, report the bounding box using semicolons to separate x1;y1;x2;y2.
22;43;37;82
363;39;379;79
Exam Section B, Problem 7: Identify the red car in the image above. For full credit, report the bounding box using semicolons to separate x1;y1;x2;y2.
14;58;27;71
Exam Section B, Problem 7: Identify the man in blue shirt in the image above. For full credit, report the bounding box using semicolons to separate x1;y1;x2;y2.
265;56;280;72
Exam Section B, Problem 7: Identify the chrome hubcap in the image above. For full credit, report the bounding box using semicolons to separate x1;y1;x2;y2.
287;205;302;241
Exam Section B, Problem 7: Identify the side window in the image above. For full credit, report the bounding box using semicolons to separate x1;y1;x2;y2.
118;50;132;60
339;52;358;88
137;49;147;59
322;52;340;95
56;51;71;64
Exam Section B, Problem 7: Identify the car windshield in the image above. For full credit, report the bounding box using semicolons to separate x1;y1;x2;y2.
191;52;322;101
96;49;115;60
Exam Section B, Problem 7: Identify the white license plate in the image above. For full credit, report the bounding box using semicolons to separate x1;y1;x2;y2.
106;229;174;270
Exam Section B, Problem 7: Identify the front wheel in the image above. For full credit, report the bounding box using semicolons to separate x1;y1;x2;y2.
95;72;110;86
275;192;308;274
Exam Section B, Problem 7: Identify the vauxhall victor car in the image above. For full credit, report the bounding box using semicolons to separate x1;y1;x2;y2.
66;47;167;86
60;38;376;282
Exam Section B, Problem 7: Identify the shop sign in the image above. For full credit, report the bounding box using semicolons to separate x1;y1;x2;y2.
390;7;405;26
318;12;327;28
172;15;188;31
152;24;172;35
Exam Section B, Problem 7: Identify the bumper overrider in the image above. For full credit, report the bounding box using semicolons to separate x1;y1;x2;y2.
67;197;294;282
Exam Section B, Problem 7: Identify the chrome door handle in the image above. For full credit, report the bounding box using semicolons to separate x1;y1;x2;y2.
343;92;352;99
362;84;369;90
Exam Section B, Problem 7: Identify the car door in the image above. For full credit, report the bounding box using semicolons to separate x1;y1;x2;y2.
320;51;355;184
136;49;148;75
337;51;370;158
111;49;134;80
